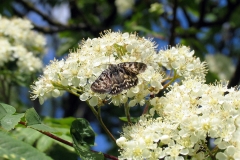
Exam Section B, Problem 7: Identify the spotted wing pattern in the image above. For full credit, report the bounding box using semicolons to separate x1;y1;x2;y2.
91;62;147;95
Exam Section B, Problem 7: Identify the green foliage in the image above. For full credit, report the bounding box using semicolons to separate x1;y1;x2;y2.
25;108;60;134
44;117;76;126
42;117;77;151
0;103;16;115
0;104;82;159
70;118;104;160
119;116;139;123
14;127;78;159
0;131;52;160
25;108;42;125
74;146;104;160
0;103;105;159
16;128;42;145
70;118;95;147
1;114;24;131
0;103;24;131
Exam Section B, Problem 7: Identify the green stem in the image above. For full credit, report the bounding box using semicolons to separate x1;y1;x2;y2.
52;81;80;97
124;102;131;123
161;76;173;83
97;106;116;142
142;101;151;115
71;86;83;93
65;88;80;97
162;70;179;89
202;140;215;159
211;145;219;156
91;106;116;143
55;82;116;143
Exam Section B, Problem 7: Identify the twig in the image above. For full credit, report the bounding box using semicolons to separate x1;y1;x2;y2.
18;121;118;160
162;71;179;90
97;106;116;142
17;0;67;27
142;103;149;115
14;0;103;34
169;0;178;45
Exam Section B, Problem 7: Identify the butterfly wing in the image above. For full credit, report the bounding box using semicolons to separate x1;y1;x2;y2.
118;66;139;90
118;62;147;75
110;65;139;94
91;62;147;95
116;62;146;91
91;64;125;94
108;65;124;94
91;69;113;94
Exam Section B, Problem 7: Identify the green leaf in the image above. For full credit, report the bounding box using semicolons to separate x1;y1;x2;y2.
25;108;60;134
36;135;54;152
0;103;23;131
25;108;42;125
0;103;16;115
70;118;103;160
74;145;104;160
54;134;75;151
47;143;78;160
1;113;24;131
17;128;42;145
70;118;95;147
119;116;140;123
0;103;7;119
29;124;60;133
0;131;52;160
43;117;76;128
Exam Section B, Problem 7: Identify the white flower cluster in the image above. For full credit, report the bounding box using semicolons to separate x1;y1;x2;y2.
0;15;45;73
157;46;207;79
117;79;240;160
31;31;206;107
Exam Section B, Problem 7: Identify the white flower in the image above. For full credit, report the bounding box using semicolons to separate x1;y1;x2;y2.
0;15;45;74
158;46;207;80
31;31;207;109
216;146;237;160
117;79;240;159
31;31;165;106
116;137;127;147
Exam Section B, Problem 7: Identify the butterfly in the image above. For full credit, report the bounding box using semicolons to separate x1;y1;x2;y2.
91;62;147;95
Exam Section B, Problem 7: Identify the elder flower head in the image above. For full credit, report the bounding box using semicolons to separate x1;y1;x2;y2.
31;30;207;107
157;46;207;79
31;31;162;105
0;15;45;73
117;79;240;159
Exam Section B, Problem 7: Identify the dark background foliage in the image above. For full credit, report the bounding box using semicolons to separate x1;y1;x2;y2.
1;0;240;159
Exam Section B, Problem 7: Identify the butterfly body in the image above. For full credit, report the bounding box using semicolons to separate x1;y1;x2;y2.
91;62;147;95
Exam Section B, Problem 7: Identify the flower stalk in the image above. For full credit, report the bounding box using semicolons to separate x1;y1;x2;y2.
97;106;116;142
124;102;132;123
